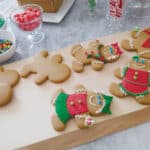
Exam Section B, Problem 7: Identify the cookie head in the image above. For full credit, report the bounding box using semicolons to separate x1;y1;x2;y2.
71;45;91;64
129;56;150;71
87;91;112;116
133;28;150;59
100;43;122;62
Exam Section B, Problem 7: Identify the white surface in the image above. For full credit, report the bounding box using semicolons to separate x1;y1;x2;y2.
0;0;75;23
0;30;16;63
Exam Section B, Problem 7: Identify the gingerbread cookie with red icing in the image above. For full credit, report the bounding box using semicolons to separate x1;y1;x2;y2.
51;85;113;131
0;66;20;106
71;40;123;73
20;50;71;84
109;56;150;105
121;27;150;59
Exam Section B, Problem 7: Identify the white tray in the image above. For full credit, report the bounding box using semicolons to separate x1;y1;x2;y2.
0;0;75;23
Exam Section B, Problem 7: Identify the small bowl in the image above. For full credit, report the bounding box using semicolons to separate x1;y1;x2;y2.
0;30;16;63
10;4;43;32
0;14;6;30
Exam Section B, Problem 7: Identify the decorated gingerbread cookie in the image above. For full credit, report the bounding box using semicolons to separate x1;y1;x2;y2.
0;66;20;106
20;50;71;84
122;27;150;59
51;84;113;131
71;40;123;73
109;56;150;105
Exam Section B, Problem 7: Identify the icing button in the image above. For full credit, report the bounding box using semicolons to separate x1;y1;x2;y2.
135;71;139;75
70;101;74;106
78;99;82;104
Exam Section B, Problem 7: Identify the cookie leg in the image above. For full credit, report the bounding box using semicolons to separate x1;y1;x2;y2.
51;88;64;105
91;60;104;71
50;54;62;63
51;114;66;131
0;84;12;106
136;94;150;105
35;74;48;85
114;68;124;79
121;40;136;51
0;66;4;72
75;114;95;129
72;60;84;73
109;82;127;97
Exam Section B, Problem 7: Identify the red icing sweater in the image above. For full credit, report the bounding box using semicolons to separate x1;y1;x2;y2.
121;67;149;96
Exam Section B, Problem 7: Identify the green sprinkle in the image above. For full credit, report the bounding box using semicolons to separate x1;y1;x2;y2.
133;27;140;32
0;17;5;28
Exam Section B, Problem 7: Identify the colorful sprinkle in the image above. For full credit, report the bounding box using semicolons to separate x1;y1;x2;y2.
0;39;13;54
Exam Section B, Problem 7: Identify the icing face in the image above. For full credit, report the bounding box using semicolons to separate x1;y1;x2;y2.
129;57;150;71
101;45;120;62
87;92;105;115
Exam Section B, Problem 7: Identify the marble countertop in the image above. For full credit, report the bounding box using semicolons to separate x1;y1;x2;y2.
1;0;150;150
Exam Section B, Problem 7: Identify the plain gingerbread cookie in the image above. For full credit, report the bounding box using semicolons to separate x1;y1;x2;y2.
121;27;150;59
71;40;123;73
109;56;150;105
20;50;71;84
0;66;20;106
51;84;113;131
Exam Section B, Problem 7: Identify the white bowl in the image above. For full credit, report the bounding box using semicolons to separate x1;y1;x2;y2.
0;14;6;30
0;30;16;63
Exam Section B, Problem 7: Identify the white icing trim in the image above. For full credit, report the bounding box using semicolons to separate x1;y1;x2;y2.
136;95;144;99
107;54;119;61
129;40;134;49
120;67;124;77
139;50;150;55
135;30;142;37
73;88;87;94
75;114;90;119
92;60;104;64
133;64;146;69
119;86;127;96
76;61;84;65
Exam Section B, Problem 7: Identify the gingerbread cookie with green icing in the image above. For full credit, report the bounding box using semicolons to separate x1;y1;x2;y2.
109;56;150;105
71;40;123;73
51;84;113;131
20;50;71;84
121;27;150;59
0;66;20;106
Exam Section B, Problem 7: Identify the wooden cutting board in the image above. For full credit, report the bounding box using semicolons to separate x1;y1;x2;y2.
0;31;150;150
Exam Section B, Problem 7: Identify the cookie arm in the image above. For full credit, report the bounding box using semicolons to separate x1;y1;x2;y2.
20;64;34;77
114;66;128;79
74;113;95;129
121;39;136;51
51;88;64;105
35;73;48;85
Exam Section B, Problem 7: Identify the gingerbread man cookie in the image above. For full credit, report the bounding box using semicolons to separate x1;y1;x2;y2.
0;66;20;106
109;56;150;105
122;27;150;59
20;50;71;84
51;84;113;131
71;40;123;73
